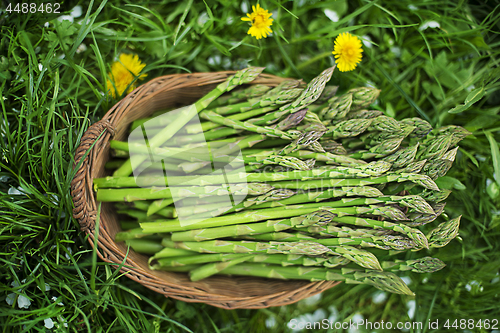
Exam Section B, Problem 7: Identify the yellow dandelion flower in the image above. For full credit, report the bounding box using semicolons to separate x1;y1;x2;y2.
332;32;363;72
106;54;147;98
241;4;273;40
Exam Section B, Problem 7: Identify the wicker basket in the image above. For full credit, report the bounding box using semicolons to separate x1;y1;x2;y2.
70;71;340;309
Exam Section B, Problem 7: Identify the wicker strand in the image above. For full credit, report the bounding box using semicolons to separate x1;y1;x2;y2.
71;120;115;231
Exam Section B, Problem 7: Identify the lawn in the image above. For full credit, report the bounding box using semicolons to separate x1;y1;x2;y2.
1;0;500;332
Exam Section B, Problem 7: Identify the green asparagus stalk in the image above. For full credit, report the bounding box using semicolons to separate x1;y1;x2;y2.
346;109;384;120
200;110;298;140
175;189;295;216
170;210;336;242
250;66;335;126
96;182;274;202
189;254;255;281
147;199;174;216
151;253;348;268
406;202;446;227
382;144;420;169
419;189;452;203
217;264;414;296
207;84;271;108
168;240;381;271
139;200;412;234
172;239;332;256
381;257;446;273
329;215;429;249
427;216;461;248
270;173;439;191
319;91;353;121
305;224;390;238
247;187;385;209
244;231;418;251
125;239;164;254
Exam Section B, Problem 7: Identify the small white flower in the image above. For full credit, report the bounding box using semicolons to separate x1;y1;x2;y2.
17;295;31;309
52;296;64;306
466;85;475;92
361;35;373;48
44;318;54;329
310;308;326;322
8;187;23;195
365;80;376;88
6;293;16;306
348;313;364;333
240;2;248;14
390;46;402;58
71;6;82;18
401;276;412;285
197;12;209;27
265;316;276;328
44;22;49;28
371;291;387;304
76;44;87;54
208;55;221;66
301;292;322;306
422;277;429;284
327;305;339;323
476;154;486;162
57;15;74;23
465;280;483;292
38;64;43;72
37;283;51;292
408;4;418;10
222;57;232;70
226;16;234;25
419;21;440;31
406;300;416;319
324;9;339;22
65;247;73;260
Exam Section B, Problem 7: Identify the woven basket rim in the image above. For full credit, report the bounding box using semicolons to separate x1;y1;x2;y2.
70;71;340;309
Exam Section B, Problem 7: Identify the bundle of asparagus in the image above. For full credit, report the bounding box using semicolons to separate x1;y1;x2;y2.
94;66;467;296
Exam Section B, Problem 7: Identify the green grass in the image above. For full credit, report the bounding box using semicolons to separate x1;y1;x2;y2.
1;0;500;332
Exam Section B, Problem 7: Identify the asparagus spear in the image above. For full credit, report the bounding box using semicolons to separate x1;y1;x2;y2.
244;231;419;251
96;182;274;202
305;224;391;238
189;254;255;281
406;202;446;227
328;215;429;249
381;257;446;273
95;161;395;189
170;210;336;242
168;240;381;271
217;264;414;296
175;189;295;216
270;173;439;191
124;239;164;254
206;84;271;108
250;66;335;126
151;253;348;268
427;216;461;248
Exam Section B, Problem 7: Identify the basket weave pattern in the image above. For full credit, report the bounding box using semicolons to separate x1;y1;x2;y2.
70;72;340;309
